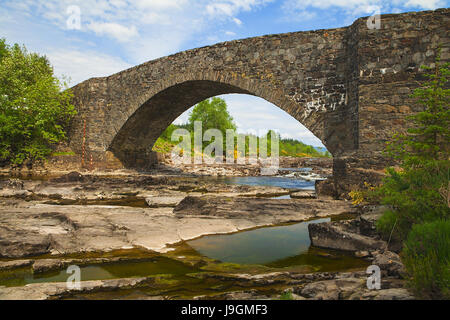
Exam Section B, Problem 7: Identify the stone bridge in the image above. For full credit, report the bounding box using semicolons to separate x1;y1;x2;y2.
68;9;449;195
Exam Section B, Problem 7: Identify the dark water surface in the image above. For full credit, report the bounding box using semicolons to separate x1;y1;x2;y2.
0;256;196;287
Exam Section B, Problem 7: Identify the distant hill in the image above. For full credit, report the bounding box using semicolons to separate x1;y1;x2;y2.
314;146;328;154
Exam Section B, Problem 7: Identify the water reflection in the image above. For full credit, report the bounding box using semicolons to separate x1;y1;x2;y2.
188;218;329;265
187;218;368;271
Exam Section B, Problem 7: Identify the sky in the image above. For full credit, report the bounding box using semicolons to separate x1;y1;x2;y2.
1;0;448;147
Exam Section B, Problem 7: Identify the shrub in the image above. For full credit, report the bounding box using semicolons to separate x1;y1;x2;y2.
375;164;449;240
280;291;293;300
0;39;76;165
349;182;378;206
402;220;450;299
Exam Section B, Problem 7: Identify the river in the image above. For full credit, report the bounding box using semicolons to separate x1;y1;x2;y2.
0;168;369;299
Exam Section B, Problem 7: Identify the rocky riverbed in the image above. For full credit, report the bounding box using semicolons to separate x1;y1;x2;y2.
0;167;413;300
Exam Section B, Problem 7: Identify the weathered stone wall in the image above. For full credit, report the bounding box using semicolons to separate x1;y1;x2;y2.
326;9;449;197
68;9;449;186
69;20;356;166
355;9;449;161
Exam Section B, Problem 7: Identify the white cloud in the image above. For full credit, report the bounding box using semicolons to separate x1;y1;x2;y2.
404;0;446;9
233;17;243;25
206;0;274;24
87;22;138;42
134;0;187;10
47;49;132;85
283;0;446;16
0;0;277;81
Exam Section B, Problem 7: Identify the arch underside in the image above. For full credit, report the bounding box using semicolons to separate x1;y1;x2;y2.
109;80;330;167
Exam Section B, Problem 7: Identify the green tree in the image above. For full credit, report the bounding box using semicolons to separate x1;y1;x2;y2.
188;97;236;134
375;52;449;240
0;39;8;61
385;52;449;168
373;51;449;298
0;39;76;165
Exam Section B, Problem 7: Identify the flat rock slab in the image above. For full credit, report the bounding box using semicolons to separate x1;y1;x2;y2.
290;190;316;199
0;259;33;271
145;196;185;207
0;197;356;258
173;196;356;219
0;277;154;300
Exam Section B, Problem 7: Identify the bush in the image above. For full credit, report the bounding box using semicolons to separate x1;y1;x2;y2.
402;220;450;299
376;209;400;238
280;291;293;300
0;39;76;165
375;164;449;240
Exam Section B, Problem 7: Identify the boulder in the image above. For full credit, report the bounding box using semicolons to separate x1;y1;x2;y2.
315;179;336;199
372;251;406;278
32;259;70;274
350;288;414;300
308;221;386;252
300;277;365;300
300;280;340;299
174;196;357;220
354;250;370;258
358;206;386;237
0;276;155;300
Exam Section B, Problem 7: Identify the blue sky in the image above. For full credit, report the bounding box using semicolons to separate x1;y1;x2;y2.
1;0;448;147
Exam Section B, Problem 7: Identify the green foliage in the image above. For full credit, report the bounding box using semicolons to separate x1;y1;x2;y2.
279;137;330;158
153;97;330;158
279;291;294;300
375;52;450;241
188;97;236;133
372;50;449;299
385;53;449;167
375;165;449;239
402;220;450;299
51;151;76;157
0;39;76;165
152;137;176;153
0;39;8;61
159;124;179;141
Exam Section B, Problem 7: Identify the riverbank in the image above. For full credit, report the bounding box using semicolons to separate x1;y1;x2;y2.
0;169;412;300
0;171;349;258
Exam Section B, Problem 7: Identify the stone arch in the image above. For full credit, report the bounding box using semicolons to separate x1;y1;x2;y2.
107;73;331;167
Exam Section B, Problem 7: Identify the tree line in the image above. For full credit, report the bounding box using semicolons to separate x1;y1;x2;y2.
153;97;331;158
